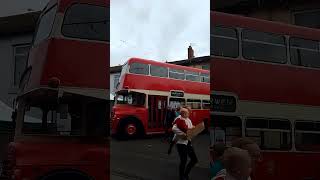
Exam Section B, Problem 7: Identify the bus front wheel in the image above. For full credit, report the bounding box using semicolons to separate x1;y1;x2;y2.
119;119;142;139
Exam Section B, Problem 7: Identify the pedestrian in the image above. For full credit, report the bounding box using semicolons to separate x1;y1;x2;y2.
214;137;261;180
167;106;188;154
163;106;176;142
210;143;227;178
212;147;252;180
172;108;198;180
231;138;261;177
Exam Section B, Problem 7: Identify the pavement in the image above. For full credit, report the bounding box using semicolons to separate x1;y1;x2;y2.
110;134;211;180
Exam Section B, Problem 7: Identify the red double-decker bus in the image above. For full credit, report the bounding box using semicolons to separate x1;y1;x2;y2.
210;11;320;180
1;0;109;180
111;58;210;138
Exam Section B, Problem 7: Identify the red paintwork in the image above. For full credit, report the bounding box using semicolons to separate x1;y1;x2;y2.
9;139;108;180
211;12;320;180
58;0;109;12
112;58;210;135
11;1;109;180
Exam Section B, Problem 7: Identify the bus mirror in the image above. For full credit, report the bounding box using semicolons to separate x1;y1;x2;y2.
58;104;68;119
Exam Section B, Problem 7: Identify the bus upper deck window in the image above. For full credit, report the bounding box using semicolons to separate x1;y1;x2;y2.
62;4;108;41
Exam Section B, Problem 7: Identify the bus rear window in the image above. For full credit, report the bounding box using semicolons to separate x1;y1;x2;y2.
245;118;292;150
33;5;57;45
129;62;149;75
62;4;109;41
295;121;320;151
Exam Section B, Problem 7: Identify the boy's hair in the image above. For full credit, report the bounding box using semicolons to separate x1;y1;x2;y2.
214;143;226;157
231;137;255;149
222;147;251;173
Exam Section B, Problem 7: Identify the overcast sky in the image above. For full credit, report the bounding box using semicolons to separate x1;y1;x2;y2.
111;0;210;66
0;0;49;17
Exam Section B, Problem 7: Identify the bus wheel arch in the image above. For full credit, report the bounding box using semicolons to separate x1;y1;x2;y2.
118;116;145;138
38;169;92;180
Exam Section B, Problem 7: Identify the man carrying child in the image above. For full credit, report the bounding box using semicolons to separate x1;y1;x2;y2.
171;107;198;180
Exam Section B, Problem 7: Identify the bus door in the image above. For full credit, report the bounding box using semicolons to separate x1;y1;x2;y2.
148;95;167;132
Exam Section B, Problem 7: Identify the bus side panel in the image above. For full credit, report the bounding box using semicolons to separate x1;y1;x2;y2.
254;152;320;180
211;58;320;106
41;39;109;89
122;74;209;95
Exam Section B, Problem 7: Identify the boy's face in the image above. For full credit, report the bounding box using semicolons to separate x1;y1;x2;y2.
180;108;189;118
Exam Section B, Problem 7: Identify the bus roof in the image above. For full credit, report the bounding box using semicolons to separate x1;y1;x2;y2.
211;11;320;40
127;57;209;74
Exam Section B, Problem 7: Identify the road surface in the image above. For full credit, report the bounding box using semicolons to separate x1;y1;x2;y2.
111;134;210;180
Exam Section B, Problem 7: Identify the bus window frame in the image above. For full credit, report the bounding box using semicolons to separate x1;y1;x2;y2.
244;117;293;151
210;25;239;58
294;120;320;152
241;29;287;64
32;4;58;46
186;99;202;109
60;3;109;42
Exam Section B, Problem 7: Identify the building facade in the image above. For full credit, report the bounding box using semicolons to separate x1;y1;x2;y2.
0;12;40;119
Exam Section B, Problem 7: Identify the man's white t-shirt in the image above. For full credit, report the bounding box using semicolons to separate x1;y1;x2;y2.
172;115;193;145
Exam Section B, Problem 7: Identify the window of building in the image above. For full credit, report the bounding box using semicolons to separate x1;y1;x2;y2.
202;64;209;70
33;5;57;45
295;121;320;151
200;72;209;83
242;29;287;64
169;68;185;80
129;62;149;75
211;26;239;58
185;71;200;82
62;4;109;41
186;99;201;109
245;118;292;150
202;100;210;109
290;37;320;68
150;65;168;78
13;45;30;87
294;10;320;29
113;74;120;91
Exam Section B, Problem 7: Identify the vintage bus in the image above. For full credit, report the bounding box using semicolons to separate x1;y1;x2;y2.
111;58;210;138
210;11;320;180
0;0;110;180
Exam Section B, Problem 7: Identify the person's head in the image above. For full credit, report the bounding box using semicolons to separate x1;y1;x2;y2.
182;105;192;114
212;143;226;160
232;138;261;170
222;147;252;180
180;108;189;118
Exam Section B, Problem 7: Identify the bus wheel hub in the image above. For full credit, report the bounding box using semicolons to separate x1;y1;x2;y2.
126;124;136;135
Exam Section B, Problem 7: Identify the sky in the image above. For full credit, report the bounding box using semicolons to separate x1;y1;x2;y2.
111;0;210;66
0;0;49;17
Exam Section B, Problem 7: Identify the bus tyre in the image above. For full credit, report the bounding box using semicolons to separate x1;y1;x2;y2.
119;119;141;139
